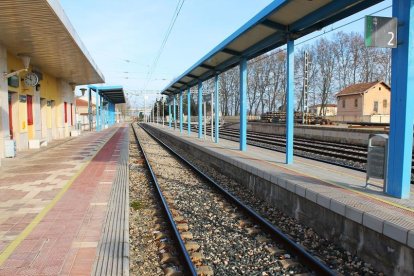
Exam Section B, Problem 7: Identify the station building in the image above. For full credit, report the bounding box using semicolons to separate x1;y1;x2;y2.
0;0;104;159
308;104;337;117
336;81;391;123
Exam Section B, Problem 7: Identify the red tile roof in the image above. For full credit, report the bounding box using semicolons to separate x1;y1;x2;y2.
336;81;390;97
76;98;94;107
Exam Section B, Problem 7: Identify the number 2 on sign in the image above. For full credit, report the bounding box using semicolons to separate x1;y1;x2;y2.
388;31;395;46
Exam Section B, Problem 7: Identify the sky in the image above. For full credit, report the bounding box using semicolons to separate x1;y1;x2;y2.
59;0;392;109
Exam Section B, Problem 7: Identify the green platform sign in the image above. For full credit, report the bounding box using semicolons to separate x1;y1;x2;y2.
365;16;397;48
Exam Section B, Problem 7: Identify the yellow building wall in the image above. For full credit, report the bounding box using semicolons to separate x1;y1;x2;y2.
7;52;61;141
337;94;363;117
40;72;61;129
7;53;33;137
362;83;390;115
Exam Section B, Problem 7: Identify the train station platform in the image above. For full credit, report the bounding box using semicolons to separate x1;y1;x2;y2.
144;123;414;275
0;125;129;275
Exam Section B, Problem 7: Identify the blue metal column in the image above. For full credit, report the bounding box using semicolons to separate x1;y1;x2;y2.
88;88;92;131
107;103;112;126
214;74;220;143
101;98;104;128
180;91;183;133
108;103;111;126
239;58;247;151
173;95;177;128
96;90;101;131
187;88;191;136
110;103;115;126
103;101;106;128
198;81;203;139
168;98;172;128
286;39;295;164
386;0;414;199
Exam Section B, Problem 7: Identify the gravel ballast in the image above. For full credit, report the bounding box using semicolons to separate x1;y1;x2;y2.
142;124;383;276
136;124;311;275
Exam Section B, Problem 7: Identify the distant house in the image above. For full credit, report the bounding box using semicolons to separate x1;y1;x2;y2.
309;104;337;116
76;98;95;130
336;81;391;122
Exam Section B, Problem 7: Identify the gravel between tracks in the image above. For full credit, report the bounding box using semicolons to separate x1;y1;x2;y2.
129;129;174;275
136;125;310;275
144;125;383;276
218;133;366;171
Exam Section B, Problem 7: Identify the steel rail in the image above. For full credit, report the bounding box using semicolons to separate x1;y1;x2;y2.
162;121;414;182
141;123;336;276
179;123;367;171
131;124;198;276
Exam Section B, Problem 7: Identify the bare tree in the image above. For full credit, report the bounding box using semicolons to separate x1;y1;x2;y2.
217;31;391;118
314;38;336;116
219;67;238;116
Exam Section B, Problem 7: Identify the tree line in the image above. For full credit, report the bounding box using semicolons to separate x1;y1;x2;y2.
218;31;391;116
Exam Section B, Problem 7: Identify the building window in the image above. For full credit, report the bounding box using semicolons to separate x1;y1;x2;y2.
354;98;358;107
374;101;378;113
379;87;382;91
342;99;346;108
383;99;387;108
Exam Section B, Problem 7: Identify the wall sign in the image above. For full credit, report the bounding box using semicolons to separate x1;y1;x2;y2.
8;75;19;88
365;16;397;48
19;95;27;103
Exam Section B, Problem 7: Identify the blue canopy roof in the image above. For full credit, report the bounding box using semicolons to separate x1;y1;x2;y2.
89;85;126;104
161;0;383;95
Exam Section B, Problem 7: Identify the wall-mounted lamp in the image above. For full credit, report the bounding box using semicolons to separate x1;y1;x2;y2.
80;88;87;97
69;82;77;92
3;54;31;79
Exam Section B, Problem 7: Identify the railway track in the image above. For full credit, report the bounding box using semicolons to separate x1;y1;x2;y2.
161;122;367;170
158;122;414;183
129;126;195;275
134;123;335;275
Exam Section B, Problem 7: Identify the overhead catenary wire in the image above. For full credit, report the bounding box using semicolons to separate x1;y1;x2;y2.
143;0;186;91
142;3;391;102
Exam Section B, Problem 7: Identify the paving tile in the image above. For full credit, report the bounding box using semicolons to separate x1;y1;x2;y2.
270;174;278;185
330;198;346;216
305;189;318;203
295;185;306;198
317;194;331;209
408;230;414;249
345;205;363;224
285;180;296;193
0;125;127;274
383;220;409;244
362;212;384;233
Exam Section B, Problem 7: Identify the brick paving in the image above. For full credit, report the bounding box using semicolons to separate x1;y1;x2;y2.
0;125;128;275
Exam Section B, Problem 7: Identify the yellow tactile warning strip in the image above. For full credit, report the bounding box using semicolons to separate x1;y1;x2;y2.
0;162;89;266
0;128;119;267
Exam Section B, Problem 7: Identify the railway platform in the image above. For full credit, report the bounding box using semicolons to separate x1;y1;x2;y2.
0;125;129;275
145;123;414;275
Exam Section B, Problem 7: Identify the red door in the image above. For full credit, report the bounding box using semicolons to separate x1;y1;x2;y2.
64;102;68;123
70;103;73;126
8;94;13;139
27;95;33;125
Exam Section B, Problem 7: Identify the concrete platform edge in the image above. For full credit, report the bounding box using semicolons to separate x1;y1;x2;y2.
144;124;414;275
